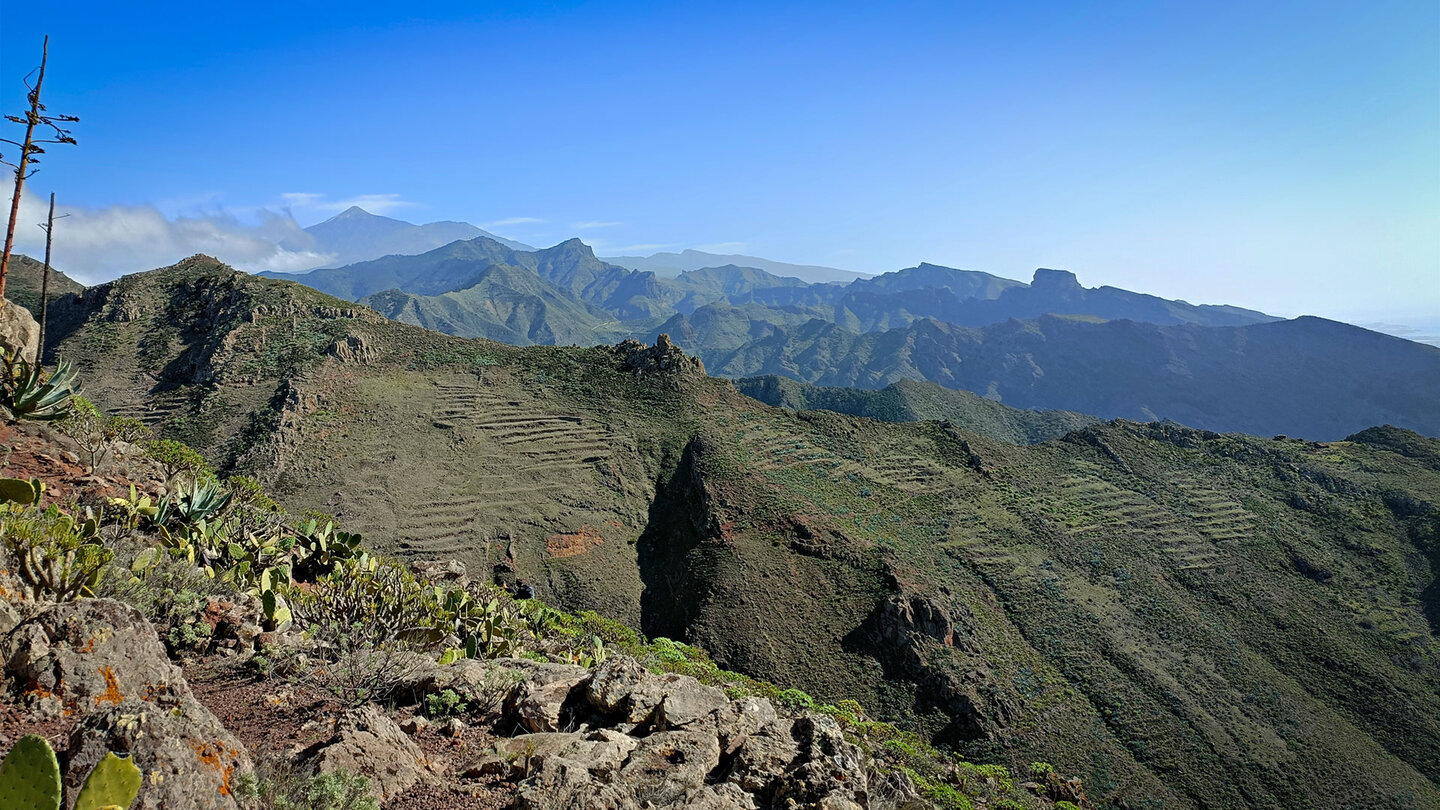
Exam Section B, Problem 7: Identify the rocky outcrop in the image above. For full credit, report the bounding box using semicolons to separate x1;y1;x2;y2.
1;599;254;809
1;599;190;715
308;704;436;801
327;334;380;364
411;558;470;588
0;298;40;362
868;591;1019;742
67;697;253;809
615;333;705;377
424;656;875;810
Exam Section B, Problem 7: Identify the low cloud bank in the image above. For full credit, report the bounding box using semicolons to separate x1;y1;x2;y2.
2;197;333;285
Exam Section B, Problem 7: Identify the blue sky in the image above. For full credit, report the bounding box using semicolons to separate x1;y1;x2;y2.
1;1;1436;328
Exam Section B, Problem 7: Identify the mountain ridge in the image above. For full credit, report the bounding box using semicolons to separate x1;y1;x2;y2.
50;239;1440;439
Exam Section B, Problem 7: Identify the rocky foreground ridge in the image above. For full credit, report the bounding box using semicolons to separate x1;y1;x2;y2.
0;420;1092;809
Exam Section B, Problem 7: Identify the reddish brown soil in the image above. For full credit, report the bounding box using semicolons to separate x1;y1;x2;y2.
545;525;604;558
0;696;76;752
0;422;165;506
186;658;517;808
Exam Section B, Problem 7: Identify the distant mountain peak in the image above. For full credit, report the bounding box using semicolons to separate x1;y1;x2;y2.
324;205;393;223
549;237;597;257
1032;268;1081;289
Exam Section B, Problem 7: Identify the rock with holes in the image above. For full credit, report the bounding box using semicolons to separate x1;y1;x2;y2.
66;696;253;809
650;674;731;731
762;716;869;808
512;666;591;733
714;697;777;756
418;656;585;717
309;703;434;801
0;598;188;713
488;659;873;809
585;656;650;717
461;730;640;780
726;718;802;796
463;731;584;778
677;783;760;810
514;755;634;810
580;657;729;730
616;730;724;806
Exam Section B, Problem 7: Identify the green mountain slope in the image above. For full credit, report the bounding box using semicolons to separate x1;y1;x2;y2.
665;314;1440;440
4;253;86;318
735;375;1100;443
360;262;629;346
41;258;1440;810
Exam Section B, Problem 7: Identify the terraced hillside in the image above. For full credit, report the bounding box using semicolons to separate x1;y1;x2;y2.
736;374;1100;443
42;257;1440;810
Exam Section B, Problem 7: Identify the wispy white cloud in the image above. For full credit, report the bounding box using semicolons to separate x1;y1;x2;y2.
4;196;334;284
482;217;544;229
573;220;624;230
281;192;415;215
280;192;325;207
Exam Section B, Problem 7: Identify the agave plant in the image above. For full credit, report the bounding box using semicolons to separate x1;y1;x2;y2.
155;478;234;528
0;350;81;423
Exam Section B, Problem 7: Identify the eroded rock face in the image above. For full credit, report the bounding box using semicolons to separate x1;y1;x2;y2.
0;599;189;714
327;334;380;364
309;703;435;801
66;697;254;810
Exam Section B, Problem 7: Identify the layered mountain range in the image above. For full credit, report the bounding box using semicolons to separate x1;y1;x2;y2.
282;206;534;267
22;256;1440;809
260;233;1440;439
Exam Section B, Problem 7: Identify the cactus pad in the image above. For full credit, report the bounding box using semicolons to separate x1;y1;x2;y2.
0;734;62;810
74;752;142;810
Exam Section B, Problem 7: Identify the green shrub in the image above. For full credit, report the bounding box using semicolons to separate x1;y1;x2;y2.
775;688;815;711
144;438;212;483
1028;761;1055;779
62;396;151;472
1;502;112;601
974;763;1014;792
424;688;468;719
235;764;378;810
649;637;687;664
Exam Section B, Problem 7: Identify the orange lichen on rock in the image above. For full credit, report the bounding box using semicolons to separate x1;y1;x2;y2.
95;665;123;705
545;526;604;558
192;741;239;796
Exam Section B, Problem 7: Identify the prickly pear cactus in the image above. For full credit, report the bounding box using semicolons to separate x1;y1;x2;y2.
0;475;42;506
0;734;62;810
73;752;141;810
